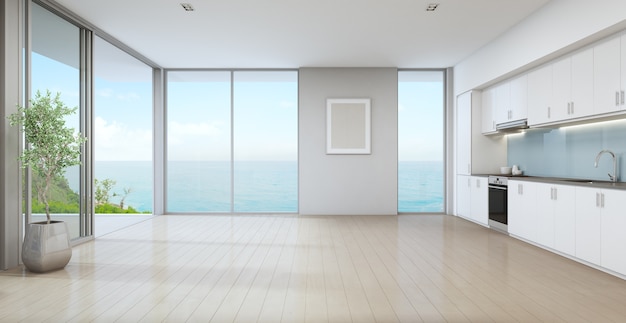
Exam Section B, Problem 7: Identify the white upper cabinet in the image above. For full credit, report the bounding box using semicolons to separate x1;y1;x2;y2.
494;82;510;125
481;88;496;134
528;64;552;125
551;56;572;122
529;47;593;126
509;75;528;122
570;47;594;118
594;34;624;114
495;75;527;126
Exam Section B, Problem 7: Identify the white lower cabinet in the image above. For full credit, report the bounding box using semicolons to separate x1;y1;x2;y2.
508;180;537;241
456;175;471;220
470;177;488;226
502;180;626;277
575;187;603;265
535;183;576;253
456;175;488;226
600;189;626;275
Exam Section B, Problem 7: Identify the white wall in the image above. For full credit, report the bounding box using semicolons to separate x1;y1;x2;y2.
299;68;398;215
455;0;626;95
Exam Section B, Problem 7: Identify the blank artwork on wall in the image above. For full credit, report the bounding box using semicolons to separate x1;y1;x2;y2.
326;98;371;154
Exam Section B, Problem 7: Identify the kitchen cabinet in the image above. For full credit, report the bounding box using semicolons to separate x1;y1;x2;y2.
508;180;537;241
456;175;471;220
600;189;626;275
495;75;527;126
455;91;506;175
529;47;593;126
470;176;488;226
594;34;625;114
575;187;603;265
527;64;552;125
481;87;496;134
570;48;595;118
456;175;488;226
456;92;472;175
535;183;576;253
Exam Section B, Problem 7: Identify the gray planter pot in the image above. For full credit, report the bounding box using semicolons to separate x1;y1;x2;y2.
22;221;72;273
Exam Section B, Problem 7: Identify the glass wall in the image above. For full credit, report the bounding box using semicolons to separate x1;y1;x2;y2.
233;71;298;212
167;71;232;212
166;70;298;213
93;36;154;235
30;3;84;239
398;71;445;212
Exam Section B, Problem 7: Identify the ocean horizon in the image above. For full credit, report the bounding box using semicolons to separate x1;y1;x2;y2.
67;161;443;213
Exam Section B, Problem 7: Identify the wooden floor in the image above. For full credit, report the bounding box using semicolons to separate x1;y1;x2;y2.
2;214;626;322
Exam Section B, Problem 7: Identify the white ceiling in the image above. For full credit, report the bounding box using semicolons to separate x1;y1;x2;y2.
54;0;551;69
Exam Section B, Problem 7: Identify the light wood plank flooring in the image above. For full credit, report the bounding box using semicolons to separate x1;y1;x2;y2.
2;214;626;322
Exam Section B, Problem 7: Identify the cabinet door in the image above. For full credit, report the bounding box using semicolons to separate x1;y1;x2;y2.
470;177;488;226
456;92;471;175
456;175;471;219
508;181;536;240
535;183;555;248
481;88;496;134
551;57;571;122
570;47;594;118
527;65;552;125
575;187;602;265
509;74;528;122
495;82;511;125
601;189;626;275
594;35;622;114
553;185;576;256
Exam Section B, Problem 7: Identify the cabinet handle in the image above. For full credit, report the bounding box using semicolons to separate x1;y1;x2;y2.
550;188;554;200
567;102;571;115
492;120;495;129
547;106;551;118
616;91;620;106
554;187;557;200
601;193;605;208
621;90;625;105
596;192;600;207
520;184;523;195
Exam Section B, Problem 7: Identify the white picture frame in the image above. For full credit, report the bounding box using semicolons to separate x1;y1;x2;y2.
326;98;371;154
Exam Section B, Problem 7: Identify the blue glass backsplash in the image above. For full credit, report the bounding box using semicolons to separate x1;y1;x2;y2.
507;119;626;182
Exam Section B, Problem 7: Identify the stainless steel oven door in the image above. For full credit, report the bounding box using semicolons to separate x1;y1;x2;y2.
488;184;508;232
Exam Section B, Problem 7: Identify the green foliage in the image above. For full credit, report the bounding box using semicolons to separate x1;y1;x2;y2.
9;90;87;222
95;203;141;214
95;178;116;205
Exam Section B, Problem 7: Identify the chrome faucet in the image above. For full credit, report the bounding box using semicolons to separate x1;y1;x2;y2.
594;149;618;182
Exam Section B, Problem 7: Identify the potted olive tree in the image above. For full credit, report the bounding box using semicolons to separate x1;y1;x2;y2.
9;90;86;273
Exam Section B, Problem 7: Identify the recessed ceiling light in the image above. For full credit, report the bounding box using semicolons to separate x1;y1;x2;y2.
426;3;439;12
180;3;194;11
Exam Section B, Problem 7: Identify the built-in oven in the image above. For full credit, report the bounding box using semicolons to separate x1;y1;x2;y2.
488;176;508;233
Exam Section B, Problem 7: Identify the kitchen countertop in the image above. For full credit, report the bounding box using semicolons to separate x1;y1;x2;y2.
500;175;626;190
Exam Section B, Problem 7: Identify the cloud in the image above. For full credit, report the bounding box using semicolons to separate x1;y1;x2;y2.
167;121;224;145
94;117;152;161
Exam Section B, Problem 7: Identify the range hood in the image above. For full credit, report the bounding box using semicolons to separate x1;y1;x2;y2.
496;119;528;132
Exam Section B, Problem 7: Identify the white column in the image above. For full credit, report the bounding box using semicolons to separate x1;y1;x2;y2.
0;0;24;270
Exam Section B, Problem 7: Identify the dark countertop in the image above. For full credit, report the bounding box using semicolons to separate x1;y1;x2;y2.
499;175;626;190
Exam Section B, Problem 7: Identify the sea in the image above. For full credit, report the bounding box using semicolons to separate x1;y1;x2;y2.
74;161;444;213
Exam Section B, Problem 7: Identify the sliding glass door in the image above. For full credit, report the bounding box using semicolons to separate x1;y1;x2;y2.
30;3;87;239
